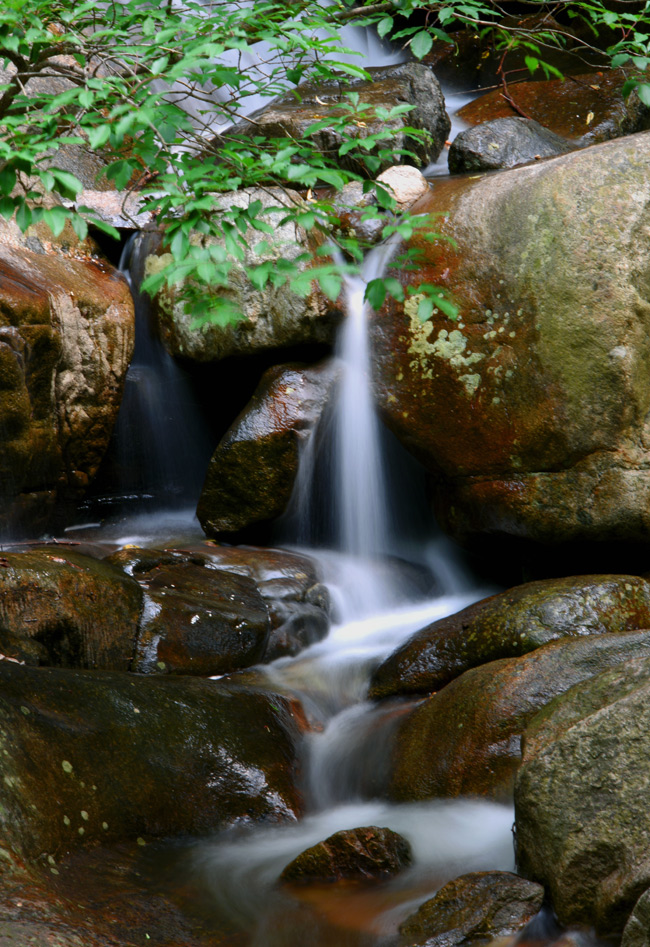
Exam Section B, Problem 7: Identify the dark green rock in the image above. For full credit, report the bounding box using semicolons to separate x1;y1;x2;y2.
387;630;650;802
370;575;650;699
399;871;544;947
448;117;574;173
0;662;302;865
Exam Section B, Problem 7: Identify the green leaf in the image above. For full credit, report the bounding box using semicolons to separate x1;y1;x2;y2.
417;296;434;322
42;206;70;237
525;55;539;74
87;125;112;150
410;31;433;59
365;278;386;309
637;83;650;106
0;165;16;196
50;169;83;200
318;272;342;301
70;215;88;242
377;16;393;38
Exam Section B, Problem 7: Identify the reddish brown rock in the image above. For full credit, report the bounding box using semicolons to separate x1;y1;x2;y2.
0;216;134;535
280;826;411;884
370;134;650;544
458;70;650;145
387;630;650;803
0;548;142;670
370;574;650;699
197;360;337;537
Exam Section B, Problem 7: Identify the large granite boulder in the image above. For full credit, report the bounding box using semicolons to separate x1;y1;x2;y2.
197;360;337;537
399;871;544;947
515;653;650;935
371;132;650;544
141;188;340;364
0;662;303;866
387;630;650;802
0;217;134;535
448;117;574;173
370;574;650;699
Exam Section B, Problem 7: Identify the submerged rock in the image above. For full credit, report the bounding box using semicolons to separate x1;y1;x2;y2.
448;117;574;173
280;826;411;884
197;360;338;537
515;653;650;934
0;217;134;536
370;574;650;699
387;630;650;802
398;871;544;947
0;662;303;863
0;548;142;670
371;132;650;545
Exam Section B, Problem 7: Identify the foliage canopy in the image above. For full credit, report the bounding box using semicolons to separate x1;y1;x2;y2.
1;0;649;323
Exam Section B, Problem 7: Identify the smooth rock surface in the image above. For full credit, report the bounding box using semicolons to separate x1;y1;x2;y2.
280;826;411;884
0;662;303;864
370;574;650;699
371;132;650;544
448;117;574;173
387;630;650;802
398;871;544;947
197;360;338;536
515;653;650;934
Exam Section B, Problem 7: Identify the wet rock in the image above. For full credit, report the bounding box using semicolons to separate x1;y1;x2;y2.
0;217;134;536
515;653;650;934
458;70;650;145
197;360;338;536
235;64;450;176
333;166;431;246
0;548;142;670
398;871;544;947
280;826;411;884
371;132;650;545
135;561;271;676
107;543;330;671
141;188;339;364
622;888;650;947
370;575;650;699
387;630;650;802
448;118;574;173
0;661;302;863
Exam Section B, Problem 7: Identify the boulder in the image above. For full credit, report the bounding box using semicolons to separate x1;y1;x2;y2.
107;543;330;671
457;70;650;146
0;548;142;670
141;188;340;364
515;653;650;934
448;118;574;173
398;871;544;947
371;132;650;544
387;630;650;803
234;64;450;176
280;825;411;884
0;661;303;864
0;217;134;535
623;889;650;947
197;360;338;536
369;574;650;699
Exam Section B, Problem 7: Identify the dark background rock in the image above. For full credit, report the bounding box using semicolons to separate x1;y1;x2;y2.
398;871;544;947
